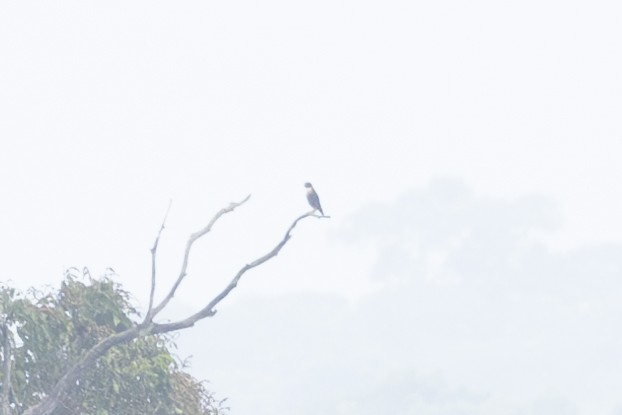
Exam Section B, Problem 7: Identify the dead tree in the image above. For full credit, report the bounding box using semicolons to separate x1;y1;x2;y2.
21;195;322;415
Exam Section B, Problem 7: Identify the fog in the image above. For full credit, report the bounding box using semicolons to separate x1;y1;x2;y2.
179;180;622;415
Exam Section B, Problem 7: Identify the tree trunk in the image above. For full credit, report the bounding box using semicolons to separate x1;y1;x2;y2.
1;321;12;415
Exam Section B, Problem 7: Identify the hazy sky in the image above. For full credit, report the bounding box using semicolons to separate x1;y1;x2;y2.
1;1;622;414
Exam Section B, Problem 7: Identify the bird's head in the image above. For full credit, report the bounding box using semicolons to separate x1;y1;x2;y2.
304;182;313;188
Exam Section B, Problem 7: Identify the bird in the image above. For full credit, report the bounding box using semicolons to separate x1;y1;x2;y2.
304;182;324;216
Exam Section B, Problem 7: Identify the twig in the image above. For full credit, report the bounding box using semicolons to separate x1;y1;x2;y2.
145;200;172;323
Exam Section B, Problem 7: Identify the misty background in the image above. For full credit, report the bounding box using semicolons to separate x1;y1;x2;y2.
2;1;622;414
178;180;622;415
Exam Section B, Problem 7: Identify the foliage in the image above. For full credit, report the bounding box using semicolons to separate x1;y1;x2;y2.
0;273;227;415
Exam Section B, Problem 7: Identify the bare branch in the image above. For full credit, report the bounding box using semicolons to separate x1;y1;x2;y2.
145;200;172;322
152;211;316;333
149;194;252;319
22;199;322;415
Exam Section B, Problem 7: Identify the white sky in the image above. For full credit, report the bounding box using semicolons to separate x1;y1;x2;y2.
1;1;622;414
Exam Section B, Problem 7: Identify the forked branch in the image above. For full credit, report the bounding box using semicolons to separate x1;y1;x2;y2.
148;194;251;320
152;210;317;333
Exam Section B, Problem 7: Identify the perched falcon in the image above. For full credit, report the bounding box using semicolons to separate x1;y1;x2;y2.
304;182;324;216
